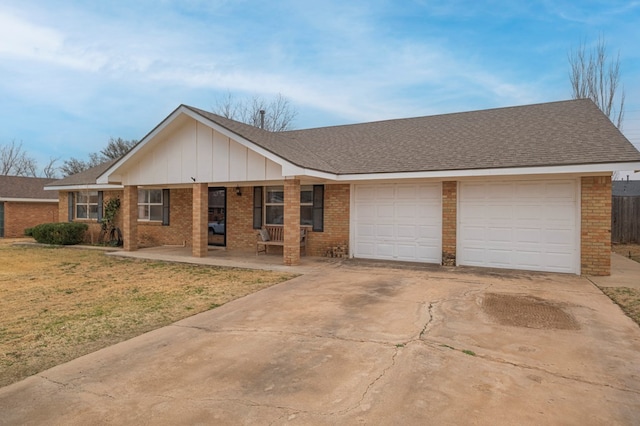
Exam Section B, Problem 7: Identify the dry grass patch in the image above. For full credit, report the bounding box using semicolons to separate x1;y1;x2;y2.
0;240;296;387
600;287;640;326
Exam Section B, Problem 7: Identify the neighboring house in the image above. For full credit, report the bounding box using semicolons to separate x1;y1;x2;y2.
46;99;640;276
0;175;58;238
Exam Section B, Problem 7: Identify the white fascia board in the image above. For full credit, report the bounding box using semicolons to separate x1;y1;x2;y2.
327;162;640;182
0;197;58;203
44;184;124;191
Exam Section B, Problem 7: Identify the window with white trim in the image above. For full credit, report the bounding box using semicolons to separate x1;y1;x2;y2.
75;191;99;219
138;189;163;221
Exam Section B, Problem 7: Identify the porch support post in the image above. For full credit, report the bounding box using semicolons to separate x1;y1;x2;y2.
192;182;208;258
284;177;301;266
123;185;138;251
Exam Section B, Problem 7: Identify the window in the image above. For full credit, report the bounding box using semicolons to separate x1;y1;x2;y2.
75;191;99;219
260;185;323;230
265;186;284;225
138;189;163;221
300;185;313;226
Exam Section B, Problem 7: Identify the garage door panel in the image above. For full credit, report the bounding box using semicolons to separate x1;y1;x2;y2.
459;180;578;274
353;183;442;263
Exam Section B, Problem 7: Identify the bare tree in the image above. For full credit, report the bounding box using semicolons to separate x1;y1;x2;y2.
42;157;59;179
60;137;137;176
0;140;38;177
100;137;137;160
214;93;297;131
569;36;625;129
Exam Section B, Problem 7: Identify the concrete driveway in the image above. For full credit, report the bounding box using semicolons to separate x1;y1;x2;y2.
1;261;639;425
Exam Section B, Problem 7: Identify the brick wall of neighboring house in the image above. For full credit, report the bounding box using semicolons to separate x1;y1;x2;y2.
3;201;58;238
138;188;193;248
441;181;457;266
581;176;612;276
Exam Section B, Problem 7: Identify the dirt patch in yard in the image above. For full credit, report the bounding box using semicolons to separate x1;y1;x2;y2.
482;293;580;330
0;239;296;387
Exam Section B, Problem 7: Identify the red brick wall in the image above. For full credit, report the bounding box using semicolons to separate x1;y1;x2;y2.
441;181;457;266
224;184;351;258
226;186;255;250
3;201;58;237
306;184;350;256
581;176;611;276
138;188;192;248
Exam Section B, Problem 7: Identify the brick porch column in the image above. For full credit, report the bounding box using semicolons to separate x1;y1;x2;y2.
284;178;301;266
442;181;457;266
581;176;611;276
192;183;208;258
123;185;138;251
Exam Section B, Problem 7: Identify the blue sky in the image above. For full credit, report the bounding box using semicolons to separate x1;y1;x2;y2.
1;0;639;175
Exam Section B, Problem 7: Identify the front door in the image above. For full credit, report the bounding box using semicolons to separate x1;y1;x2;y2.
208;188;226;246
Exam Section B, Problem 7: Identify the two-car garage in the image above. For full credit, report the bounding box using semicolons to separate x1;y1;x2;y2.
352;179;580;274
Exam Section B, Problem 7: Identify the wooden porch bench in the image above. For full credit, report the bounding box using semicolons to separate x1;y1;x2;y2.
256;226;307;256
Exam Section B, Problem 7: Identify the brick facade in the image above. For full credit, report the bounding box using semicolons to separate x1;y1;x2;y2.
581;176;612;276
441;181;457;266
283;179;301;266
192;183;208;257
52;177;612;275
1;201;58;238
226;186;254;250
122;186;138;251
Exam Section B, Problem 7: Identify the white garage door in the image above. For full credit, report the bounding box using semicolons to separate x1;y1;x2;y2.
353;183;442;263
458;180;578;274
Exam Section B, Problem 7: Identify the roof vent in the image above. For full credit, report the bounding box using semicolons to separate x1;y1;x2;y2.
259;109;265;129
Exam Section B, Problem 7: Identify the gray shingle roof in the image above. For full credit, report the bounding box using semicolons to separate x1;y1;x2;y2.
188;99;640;174
46;159;118;187
0;175;58;199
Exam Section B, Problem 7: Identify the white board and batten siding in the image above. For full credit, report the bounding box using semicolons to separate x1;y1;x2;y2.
123;118;283;185
353;183;442;263
458;179;579;274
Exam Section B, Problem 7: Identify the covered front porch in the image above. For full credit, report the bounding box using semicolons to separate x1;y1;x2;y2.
120;179;308;266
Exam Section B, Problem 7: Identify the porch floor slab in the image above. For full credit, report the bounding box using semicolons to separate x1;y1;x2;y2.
106;246;340;273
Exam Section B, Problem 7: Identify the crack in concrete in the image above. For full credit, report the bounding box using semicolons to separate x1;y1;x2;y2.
39;375;116;399
420;340;640;395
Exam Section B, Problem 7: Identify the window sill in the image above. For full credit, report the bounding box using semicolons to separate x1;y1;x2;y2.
138;220;163;226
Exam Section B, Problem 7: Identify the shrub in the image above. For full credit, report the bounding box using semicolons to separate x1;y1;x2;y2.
27;223;89;245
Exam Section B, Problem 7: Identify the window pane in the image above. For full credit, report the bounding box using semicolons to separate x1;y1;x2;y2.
300;186;313;204
300;205;313;226
77;192;88;203
138;205;149;220
89;205;99;219
266;205;284;224
150;205;163;221
149;189;162;204
266;186;284;204
76;205;87;219
88;192;99;204
138;189;149;203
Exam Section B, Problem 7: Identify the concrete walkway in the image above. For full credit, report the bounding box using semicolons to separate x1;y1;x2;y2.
588;253;640;289
1;254;639;424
